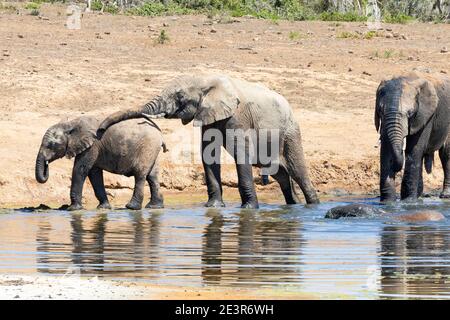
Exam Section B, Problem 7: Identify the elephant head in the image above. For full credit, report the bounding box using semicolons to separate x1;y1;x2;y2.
35;117;98;183
374;74;439;201
98;75;240;135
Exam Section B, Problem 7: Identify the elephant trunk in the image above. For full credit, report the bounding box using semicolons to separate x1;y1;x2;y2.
98;96;168;133
383;110;407;173
35;153;49;184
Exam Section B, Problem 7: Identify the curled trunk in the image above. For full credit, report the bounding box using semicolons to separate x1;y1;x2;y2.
35;153;49;183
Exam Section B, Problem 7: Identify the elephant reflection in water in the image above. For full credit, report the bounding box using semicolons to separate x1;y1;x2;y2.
36;213;162;277
202;210;303;286
380;225;450;297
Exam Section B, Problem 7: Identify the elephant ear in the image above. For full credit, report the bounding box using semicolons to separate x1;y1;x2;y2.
374;80;387;133
410;79;439;135
65;118;97;159
193;77;240;127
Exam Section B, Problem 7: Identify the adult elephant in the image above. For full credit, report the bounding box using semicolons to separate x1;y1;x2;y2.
375;71;450;201
98;74;319;208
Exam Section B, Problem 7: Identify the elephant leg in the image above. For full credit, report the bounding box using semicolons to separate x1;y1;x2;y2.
418;167;424;198
439;142;450;198
126;175;145;210
284;130;319;204
69;151;96;211
271;165;300;204
202;127;225;208
88;167;111;210
235;162;258;209
145;165;164;209
401;132;430;201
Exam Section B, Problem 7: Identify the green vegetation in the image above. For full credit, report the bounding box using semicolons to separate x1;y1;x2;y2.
7;1;449;23
371;49;404;59
383;13;414;24
337;30;382;40
30;8;40;15
155;29;170;44
320;11;366;22
288;31;304;40
337;31;359;39
24;2;40;10
91;0;120;14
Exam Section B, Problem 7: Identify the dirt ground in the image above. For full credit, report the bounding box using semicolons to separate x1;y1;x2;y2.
0;3;449;207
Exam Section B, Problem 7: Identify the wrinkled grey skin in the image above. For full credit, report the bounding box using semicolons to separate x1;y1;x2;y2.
375;72;450;202
98;74;319;209
36;116;165;210
325;204;385;219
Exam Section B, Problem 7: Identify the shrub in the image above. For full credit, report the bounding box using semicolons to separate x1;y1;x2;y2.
24;2;40;10
155;29;170;44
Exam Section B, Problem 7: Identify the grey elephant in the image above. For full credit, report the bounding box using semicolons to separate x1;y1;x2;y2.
35;116;165;210
97;74;319;208
375;71;450;201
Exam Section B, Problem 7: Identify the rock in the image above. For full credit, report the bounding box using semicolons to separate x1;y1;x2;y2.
385;33;393;38
325;204;385;219
210;28;217;33
396;210;445;222
162;23;169;27
362;71;372;76
441;47;448;53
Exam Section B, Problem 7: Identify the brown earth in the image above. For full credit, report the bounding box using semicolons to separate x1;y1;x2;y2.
1;3;449;208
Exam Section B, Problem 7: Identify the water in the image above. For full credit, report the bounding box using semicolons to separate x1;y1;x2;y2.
0;198;449;299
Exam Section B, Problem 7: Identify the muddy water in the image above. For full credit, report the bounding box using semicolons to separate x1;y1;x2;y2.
0;198;449;299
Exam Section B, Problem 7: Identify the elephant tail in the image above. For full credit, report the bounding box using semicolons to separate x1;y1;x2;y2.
424;153;434;174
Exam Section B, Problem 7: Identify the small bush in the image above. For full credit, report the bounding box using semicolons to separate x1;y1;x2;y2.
320;11;366;22
337;31;359;39
30;9;40;16
155;29;170;44
383;13;413;24
129;2;193;16
91;0;119;14
363;30;382;40
24;2;40;10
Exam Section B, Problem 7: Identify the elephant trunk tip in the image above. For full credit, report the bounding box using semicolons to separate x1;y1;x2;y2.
35;157;49;184
392;150;404;173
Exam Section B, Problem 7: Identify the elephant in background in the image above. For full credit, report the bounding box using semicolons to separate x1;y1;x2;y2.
35;116;165;210
375;71;450;201
97;74;319;208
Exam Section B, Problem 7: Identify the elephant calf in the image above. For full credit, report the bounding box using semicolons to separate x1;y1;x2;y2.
35;116;165;210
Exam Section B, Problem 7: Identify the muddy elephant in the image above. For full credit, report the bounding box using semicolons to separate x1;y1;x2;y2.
98;74;319;208
35;116;165;210
375;71;450;201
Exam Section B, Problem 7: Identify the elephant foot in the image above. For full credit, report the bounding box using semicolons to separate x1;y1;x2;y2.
241;201;259;209
401;196;419;203
97;202;112;210
67;203;83;211
205;199;225;208
126;200;142;210
145;201;164;209
439;191;450;199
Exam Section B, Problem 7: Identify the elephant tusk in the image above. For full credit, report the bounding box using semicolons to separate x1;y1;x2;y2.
402;137;406;151
45;161;49;165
